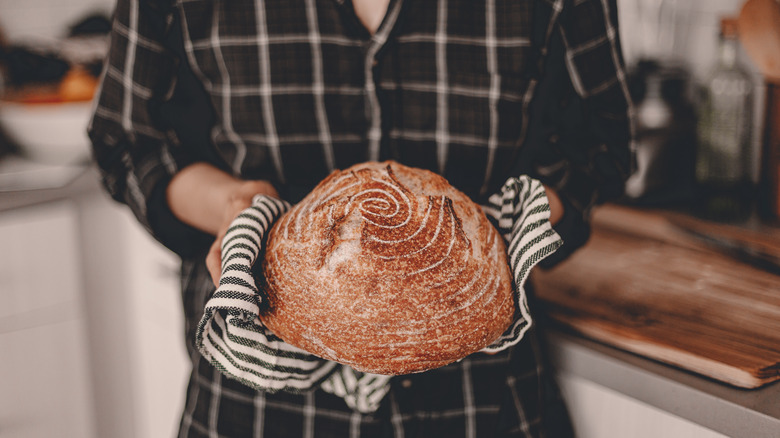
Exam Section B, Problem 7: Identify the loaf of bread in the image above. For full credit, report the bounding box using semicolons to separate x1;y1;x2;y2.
261;161;514;375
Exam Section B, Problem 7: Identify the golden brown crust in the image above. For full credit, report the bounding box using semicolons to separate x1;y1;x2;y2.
261;161;514;375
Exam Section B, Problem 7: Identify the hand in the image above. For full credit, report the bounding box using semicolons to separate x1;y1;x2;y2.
543;185;564;226
204;180;278;286
166;163;278;286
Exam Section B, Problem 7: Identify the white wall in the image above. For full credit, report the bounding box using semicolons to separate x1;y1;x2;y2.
0;0;115;43
618;0;758;79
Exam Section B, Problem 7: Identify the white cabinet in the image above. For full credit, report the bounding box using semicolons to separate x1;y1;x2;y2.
0;201;96;438
119;209;189;438
0;188;189;438
77;193;189;438
0;201;83;320
557;373;728;438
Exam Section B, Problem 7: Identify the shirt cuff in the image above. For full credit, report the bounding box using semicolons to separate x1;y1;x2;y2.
538;193;591;268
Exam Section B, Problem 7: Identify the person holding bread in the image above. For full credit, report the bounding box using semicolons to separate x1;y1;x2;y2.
89;0;633;436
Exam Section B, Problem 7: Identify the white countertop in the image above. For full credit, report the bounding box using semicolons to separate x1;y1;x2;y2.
0;156;99;212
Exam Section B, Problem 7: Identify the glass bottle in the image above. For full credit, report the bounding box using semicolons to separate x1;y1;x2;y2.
625;61;697;204
695;17;754;221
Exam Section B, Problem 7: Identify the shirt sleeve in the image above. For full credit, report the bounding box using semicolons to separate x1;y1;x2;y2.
88;0;214;258
520;0;635;266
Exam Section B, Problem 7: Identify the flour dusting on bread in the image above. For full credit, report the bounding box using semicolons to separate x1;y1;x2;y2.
261;161;514;375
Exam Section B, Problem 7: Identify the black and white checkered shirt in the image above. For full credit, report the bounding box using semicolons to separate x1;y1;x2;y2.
89;0;633;436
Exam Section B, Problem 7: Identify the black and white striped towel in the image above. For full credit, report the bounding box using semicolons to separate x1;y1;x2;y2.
195;175;562;413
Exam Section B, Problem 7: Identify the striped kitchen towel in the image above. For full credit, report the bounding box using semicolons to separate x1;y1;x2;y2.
195;175;562;413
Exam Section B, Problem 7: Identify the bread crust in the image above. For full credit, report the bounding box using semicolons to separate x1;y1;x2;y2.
261;161;514;375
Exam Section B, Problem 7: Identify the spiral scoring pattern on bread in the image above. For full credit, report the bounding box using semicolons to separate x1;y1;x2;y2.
262;161;514;375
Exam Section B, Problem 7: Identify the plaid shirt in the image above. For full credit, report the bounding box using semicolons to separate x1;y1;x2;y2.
89;0;633;436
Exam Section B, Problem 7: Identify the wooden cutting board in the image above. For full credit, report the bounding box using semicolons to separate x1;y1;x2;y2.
532;204;780;389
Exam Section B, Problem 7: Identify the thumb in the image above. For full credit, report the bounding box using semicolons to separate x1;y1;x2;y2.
206;234;223;287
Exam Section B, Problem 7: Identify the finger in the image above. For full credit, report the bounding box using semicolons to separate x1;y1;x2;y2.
241;180;279;200
257;180;279;198
206;239;222;287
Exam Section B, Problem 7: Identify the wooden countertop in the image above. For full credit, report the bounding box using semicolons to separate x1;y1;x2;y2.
533;204;780;389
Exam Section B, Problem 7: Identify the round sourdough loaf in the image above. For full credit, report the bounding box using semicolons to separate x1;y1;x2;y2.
261;161;514;375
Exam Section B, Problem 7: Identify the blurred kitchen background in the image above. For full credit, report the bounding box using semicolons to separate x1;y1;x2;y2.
0;0;777;437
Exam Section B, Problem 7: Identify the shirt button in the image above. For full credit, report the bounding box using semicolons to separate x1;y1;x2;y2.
372;59;378;67
401;378;412;388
